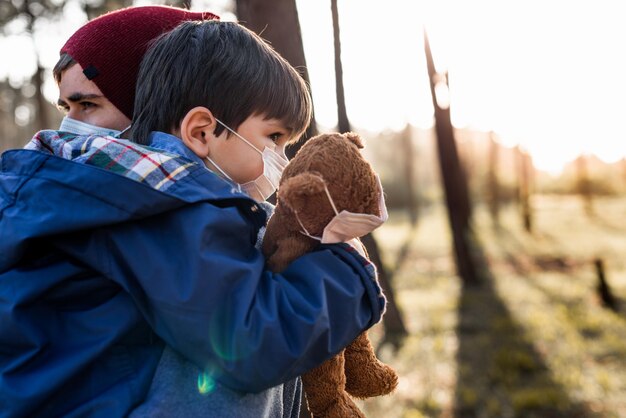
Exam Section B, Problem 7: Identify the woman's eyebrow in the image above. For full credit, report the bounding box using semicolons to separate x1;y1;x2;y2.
57;93;104;106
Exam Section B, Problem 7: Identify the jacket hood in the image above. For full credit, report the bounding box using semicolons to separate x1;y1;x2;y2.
0;130;263;270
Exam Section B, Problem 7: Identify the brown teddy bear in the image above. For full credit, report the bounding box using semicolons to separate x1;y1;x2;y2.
262;132;398;418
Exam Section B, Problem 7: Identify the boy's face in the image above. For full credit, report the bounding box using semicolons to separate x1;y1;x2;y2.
57;64;131;131
207;114;293;184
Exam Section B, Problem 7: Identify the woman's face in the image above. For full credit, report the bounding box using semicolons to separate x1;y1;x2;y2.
57;63;131;131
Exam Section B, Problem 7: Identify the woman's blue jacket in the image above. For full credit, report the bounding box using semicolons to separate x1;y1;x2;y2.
0;131;385;417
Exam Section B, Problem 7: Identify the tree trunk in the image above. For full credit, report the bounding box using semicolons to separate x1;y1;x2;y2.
33;65;49;132
330;0;349;133
595;258;617;311
423;29;477;285
23;4;49;133
83;0;133;20
235;0;317;158
330;0;407;342
168;0;191;8
575;154;593;216
360;234;408;345
516;146;533;232
487;132;500;226
524;152;535;229
401;124;418;226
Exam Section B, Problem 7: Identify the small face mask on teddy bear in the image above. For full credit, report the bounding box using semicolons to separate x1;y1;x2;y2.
296;175;388;243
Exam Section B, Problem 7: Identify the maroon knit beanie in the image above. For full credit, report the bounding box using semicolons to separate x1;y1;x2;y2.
61;6;219;120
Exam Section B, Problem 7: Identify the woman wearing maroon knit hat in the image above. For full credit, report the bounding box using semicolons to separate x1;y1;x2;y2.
54;5;218;138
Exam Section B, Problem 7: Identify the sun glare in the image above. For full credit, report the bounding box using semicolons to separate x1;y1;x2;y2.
1;0;625;176
297;0;626;174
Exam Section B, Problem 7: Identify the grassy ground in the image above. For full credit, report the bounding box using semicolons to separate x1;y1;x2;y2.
355;195;626;418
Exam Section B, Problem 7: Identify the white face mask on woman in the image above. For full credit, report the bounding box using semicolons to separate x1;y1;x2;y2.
59;115;130;138
205;118;289;202
296;175;389;243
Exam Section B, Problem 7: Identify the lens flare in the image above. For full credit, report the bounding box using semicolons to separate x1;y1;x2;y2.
197;372;216;395
209;304;254;362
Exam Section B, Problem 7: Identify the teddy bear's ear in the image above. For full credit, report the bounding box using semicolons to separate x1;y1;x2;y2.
278;172;326;213
344;131;365;149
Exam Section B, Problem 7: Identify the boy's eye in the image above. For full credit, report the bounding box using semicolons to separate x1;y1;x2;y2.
57;104;70;114
268;132;284;142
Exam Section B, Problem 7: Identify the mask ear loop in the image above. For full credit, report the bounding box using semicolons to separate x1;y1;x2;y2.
115;124;132;139
293;179;340;240
206;156;234;182
322;183;340;216
294;210;320;240
215;118;263;155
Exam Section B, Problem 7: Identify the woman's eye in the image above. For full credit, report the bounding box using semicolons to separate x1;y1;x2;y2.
80;101;96;110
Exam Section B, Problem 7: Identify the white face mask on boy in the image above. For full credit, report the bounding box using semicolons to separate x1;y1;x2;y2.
59;115;130;138
205;118;289;202
296;175;389;243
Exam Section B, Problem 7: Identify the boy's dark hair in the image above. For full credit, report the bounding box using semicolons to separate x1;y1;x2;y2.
131;20;312;145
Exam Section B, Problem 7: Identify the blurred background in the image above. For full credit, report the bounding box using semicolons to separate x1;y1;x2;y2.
2;0;625;417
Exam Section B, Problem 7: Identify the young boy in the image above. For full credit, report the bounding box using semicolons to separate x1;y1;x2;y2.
0;20;386;418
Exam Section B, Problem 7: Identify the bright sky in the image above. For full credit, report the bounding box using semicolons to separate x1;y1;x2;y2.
2;0;625;173
294;0;626;173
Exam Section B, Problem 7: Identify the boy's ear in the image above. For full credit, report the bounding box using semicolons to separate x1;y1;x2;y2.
179;106;215;158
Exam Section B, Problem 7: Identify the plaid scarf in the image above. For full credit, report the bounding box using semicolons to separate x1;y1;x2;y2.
25;130;196;192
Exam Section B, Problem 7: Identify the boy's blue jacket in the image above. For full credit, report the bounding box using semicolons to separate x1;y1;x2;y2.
0;131;385;417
